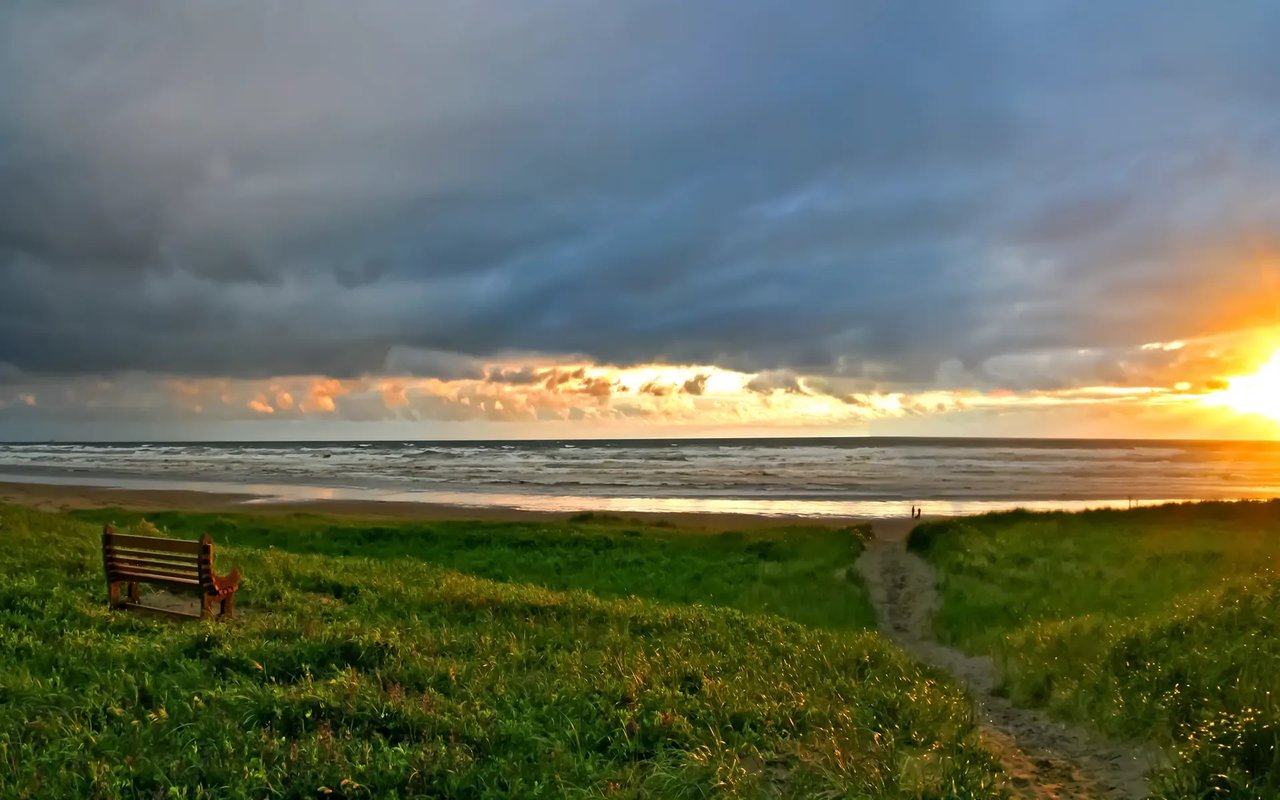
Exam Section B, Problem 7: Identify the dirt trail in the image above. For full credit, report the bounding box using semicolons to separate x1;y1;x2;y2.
858;531;1158;799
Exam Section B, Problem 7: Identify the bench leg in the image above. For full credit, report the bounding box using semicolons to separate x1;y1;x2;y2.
201;594;215;620
220;594;236;619
107;581;122;608
127;582;140;603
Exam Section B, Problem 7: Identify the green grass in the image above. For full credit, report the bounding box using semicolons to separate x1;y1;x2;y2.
909;501;1280;798
0;504;1006;799
69;508;878;632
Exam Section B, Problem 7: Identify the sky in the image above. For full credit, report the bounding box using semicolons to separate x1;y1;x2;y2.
1;1;1279;441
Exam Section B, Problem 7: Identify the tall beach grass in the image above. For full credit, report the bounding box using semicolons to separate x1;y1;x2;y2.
909;501;1280;797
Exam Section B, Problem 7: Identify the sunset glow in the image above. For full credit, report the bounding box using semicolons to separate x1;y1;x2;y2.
1206;350;1280;422
2;329;1277;439
1;4;1280;444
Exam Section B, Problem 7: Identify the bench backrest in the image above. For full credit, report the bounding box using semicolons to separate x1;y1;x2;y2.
102;528;215;592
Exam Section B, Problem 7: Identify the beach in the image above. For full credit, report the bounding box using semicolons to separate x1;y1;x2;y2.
1;437;1275;798
3;475;1277;796
0;478;925;538
3;437;1276;522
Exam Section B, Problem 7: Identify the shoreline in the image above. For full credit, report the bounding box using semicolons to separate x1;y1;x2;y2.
0;469;1205;519
1;475;1261;542
0;479;932;537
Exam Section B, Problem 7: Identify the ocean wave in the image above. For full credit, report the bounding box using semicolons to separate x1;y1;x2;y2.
1;439;1278;504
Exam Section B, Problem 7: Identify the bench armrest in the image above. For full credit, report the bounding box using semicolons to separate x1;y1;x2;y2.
212;566;241;595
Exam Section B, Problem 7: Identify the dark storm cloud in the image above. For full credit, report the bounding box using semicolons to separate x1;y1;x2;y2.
484;366;542;386
1;1;1279;387
746;371;807;396
382;347;484;380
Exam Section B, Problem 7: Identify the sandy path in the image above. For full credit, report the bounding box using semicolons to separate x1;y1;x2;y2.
858;533;1158;799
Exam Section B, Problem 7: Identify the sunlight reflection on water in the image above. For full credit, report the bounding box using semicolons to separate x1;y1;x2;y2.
0;471;1196;518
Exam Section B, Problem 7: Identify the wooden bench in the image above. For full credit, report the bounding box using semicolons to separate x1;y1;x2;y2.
102;525;241;619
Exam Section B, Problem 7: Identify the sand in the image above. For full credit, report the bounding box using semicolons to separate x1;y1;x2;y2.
0;479;924;532
858;531;1163;799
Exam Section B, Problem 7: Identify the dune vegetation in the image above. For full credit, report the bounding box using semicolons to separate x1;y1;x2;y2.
0;504;1006;799
67;508;879;633
908;501;1280;798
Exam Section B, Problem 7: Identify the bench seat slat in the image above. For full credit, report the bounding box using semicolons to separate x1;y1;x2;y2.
110;570;202;587
104;550;203;568
108;563;201;581
104;548;200;568
105;545;200;561
102;532;203;554
110;564;203;581
115;576;203;591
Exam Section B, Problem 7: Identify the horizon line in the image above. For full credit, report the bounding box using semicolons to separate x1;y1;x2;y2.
3;433;1279;446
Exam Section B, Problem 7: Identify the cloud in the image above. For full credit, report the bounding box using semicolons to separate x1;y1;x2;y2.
681;374;710;396
746;371;807;396
382;347;484;380
3;349;1278;442
485;367;542;385
0;1;1277;421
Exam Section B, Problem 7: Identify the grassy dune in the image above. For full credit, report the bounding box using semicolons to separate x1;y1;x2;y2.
0;505;1004;799
68;508;879;632
909;501;1280;798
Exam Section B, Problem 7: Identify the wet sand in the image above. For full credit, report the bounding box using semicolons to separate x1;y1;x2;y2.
0;479;927;532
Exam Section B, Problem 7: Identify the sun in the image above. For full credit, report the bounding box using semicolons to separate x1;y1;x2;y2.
1208;349;1280;422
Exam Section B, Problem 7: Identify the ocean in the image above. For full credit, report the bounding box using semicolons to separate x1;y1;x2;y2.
1;437;1278;518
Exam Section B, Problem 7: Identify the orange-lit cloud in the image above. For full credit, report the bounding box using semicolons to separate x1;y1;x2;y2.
301;379;352;414
135;333;1277;439
5;327;1278;440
